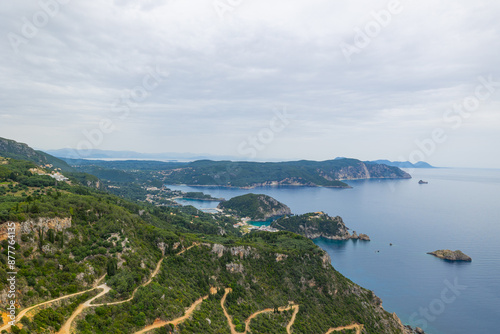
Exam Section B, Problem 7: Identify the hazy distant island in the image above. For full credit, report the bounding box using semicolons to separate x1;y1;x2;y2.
428;249;472;262
271;212;370;241
367;159;435;169
217;193;291;221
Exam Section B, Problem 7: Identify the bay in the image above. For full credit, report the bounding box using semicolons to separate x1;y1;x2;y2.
168;168;500;334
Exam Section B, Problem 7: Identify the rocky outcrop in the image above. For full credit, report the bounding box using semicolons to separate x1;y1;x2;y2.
0;217;72;242
351;231;371;241
275;253;288;262
321;252;332;269
427;250;472;262
211;244;258;259
320;160;411;181
403;325;427;334
226;262;244;274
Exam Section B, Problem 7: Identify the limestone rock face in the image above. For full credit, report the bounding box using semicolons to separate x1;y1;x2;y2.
321;252;332;269
226;262;244;273
275;253;288;262
212;244;258;259
427;249;472;262
0;217;72;242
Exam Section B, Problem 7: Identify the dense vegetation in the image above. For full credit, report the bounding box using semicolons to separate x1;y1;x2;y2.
182;192;221;201
65;158;412;189
76;233;405;334
271;212;348;239
218;194;291;220
0;140;413;333
0;137;74;172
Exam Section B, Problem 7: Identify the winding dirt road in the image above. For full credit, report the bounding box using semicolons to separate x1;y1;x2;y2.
221;288;363;334
221;288;300;334
57;243;199;333
325;323;364;334
2;243;365;334
133;295;208;334
57;284;111;334
0;274;106;332
89;257;164;307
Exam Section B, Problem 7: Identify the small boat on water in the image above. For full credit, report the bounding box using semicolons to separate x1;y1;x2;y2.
418;180;428;184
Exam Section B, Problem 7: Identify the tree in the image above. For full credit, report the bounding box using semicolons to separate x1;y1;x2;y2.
107;257;118;277
38;227;44;251
47;229;55;243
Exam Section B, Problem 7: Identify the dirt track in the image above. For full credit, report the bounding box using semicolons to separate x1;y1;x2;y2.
0;274;106;332
325;323;364;334
57;244;200;333
134;295;208;334
2;243;365;334
221;288;300;334
57;284;111;334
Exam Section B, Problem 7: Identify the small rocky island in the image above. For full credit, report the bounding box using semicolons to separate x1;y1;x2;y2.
217;193;291;221
271;212;370;241
427;249;472;262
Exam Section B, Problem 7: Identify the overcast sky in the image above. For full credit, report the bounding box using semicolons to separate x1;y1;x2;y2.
1;0;499;167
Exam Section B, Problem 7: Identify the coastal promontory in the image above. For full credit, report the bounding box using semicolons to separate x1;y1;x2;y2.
217;193;291;221
271;212;370;241
427;250;472;262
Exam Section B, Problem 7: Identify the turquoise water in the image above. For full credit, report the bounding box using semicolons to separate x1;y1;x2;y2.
248;218;277;226
167;168;500;334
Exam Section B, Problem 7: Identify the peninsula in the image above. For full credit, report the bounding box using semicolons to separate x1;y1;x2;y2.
217;193;291;221
271;212;370;241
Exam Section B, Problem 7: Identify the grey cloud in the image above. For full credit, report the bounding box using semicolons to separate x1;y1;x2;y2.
0;0;499;167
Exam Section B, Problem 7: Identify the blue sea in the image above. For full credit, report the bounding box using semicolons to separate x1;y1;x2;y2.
168;168;500;334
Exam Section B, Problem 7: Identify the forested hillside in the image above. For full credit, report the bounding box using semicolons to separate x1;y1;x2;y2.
218;194;291;221
0;141;418;334
64;157;412;189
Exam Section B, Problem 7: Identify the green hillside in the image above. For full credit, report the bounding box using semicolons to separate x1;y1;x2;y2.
271;213;350;240
218;194;291;221
0;138;419;334
66;158;411;190
0;137;74;172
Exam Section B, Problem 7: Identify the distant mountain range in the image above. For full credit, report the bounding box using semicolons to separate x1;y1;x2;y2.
43;148;239;162
368;160;435;168
334;157;435;168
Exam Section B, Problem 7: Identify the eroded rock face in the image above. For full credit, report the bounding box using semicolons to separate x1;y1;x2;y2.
275;253;288;262
226;262;244;273
0;217;72;242
211;244;258;259
212;244;226;258
427;249;472;262
321;252;332;269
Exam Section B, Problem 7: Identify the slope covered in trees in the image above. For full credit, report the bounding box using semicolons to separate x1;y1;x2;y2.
218;194;291;221
0;140;419;334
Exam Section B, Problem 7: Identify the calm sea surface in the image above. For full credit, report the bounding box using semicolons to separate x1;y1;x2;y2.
169;168;500;334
